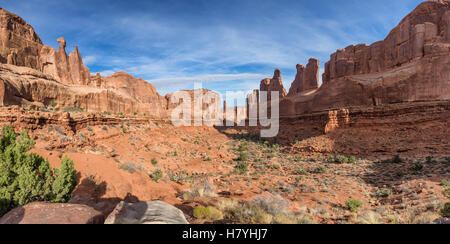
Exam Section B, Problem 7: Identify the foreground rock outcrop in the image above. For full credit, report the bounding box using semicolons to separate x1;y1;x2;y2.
279;0;450;117
104;201;189;224
0;202;104;224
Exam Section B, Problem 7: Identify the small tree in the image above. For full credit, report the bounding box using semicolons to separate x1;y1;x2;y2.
0;126;78;216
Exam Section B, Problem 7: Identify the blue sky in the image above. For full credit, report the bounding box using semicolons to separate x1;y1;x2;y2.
2;0;424;95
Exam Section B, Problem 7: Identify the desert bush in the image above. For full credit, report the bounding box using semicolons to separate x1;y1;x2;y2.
392;154;403;164
352;211;383;224
443;188;450;199
314;166;326;174
346;198;363;212
252;194;290;215
412;161;424;172
335;155;349;164
236;152;248;162
441;203;450;218
216;194;312;224
237;142;248;152
348;156;357;164
0;126;77;216
183;181;217;200
441;180;449;187
51;156;77;203
386;209;440;224
151;158;158;166
49;100;57;108
119;162;137;173
234;162;249;175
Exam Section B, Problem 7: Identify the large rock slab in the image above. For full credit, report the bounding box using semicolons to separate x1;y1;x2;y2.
104;201;189;224
0;202;104;224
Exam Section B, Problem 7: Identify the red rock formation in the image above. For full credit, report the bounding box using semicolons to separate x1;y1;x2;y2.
0;8;42;69
323;1;450;82
0;202;104;224
260;68;287;99
0;64;169;117
0;8;91;86
281;0;450;117
39;38;91;86
0;9;171;117
288;58;320;96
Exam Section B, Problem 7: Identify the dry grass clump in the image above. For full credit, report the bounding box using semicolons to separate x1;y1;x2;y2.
193;206;224;221
183;180;217;200
385;208;440;224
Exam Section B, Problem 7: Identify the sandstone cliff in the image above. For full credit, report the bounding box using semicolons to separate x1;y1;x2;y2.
0;8;91;86
0;64;168;117
0;8;170;117
288;58;320;96
0;8;42;70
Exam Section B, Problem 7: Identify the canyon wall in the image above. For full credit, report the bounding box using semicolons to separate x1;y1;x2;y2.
0;8;170;117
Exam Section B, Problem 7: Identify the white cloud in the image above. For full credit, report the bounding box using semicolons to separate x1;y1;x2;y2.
151;73;267;86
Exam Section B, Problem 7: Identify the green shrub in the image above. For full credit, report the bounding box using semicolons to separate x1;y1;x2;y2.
314;166;326;174
441;203;450;218
151;158;158;166
346;198;363;212
150;169;163;182
412;161;424;171
348;156;357;164
392;154;403;164
234;162;249;175
441;180;448;187
335;155;349;164
51;156;77;203
193;206;223;221
443;188;450;200
49;100;57;108
237;152;248;162
0;126;77;216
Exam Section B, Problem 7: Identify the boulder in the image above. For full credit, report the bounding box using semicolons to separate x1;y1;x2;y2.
104;201;189;224
0;202;104;224
260;68;287;99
